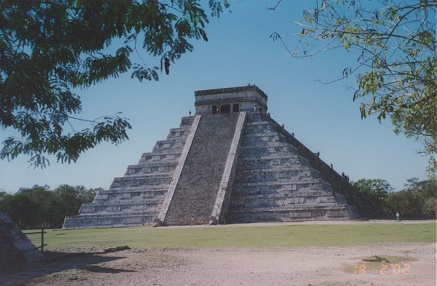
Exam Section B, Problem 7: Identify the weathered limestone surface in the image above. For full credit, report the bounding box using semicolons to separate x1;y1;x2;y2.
63;117;195;229
163;113;240;225
0;212;45;268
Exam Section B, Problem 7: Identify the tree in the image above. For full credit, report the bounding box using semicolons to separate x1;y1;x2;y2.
271;0;437;173
53;184;97;222
401;177;437;217
384;189;421;218
16;185;55;228
353;178;393;206
0;184;98;228
377;177;437;218
0;190;38;228
0;0;229;167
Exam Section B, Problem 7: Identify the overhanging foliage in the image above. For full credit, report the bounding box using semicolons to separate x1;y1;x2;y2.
0;0;229;167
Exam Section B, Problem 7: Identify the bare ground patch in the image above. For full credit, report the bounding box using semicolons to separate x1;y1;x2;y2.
1;242;435;286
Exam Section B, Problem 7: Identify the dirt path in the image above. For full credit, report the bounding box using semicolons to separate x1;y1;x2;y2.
2;242;435;286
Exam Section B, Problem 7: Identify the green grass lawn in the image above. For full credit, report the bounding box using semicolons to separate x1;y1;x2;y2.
25;222;436;250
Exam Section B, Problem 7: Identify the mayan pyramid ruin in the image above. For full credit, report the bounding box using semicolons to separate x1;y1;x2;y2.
63;85;384;228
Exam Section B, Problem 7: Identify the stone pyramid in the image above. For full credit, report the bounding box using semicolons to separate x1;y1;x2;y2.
63;86;384;228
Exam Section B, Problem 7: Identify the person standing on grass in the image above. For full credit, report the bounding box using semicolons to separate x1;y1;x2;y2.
396;212;400;222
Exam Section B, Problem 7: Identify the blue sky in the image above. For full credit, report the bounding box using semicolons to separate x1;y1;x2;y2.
0;1;430;193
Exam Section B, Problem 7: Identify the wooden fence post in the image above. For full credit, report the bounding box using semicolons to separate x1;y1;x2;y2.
41;228;44;252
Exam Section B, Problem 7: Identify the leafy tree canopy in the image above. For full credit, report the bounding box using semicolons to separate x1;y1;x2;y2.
353;178;393;205
271;0;436;173
0;0;229;167
400;177;437;217
353;177;436;218
0;184;98;228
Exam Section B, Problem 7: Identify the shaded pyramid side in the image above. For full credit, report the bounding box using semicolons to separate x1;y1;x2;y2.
0;211;45;271
63;117;196;229
226;113;383;223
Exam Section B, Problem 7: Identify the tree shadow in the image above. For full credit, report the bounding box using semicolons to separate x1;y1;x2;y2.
0;250;134;285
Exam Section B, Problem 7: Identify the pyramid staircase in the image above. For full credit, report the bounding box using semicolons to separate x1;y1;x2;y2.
161;113;243;225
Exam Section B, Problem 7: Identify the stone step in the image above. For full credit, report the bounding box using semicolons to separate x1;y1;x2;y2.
167;127;192;137
104;184;168;191
235;169;316;177
238;157;303;167
231;189;334;198
92;195;165;204
95;188;167;195
80;203;161;214
69;211;157;218
63;214;157;229
139;151;182;163
229;195;340;207
125;161;178;176
226;207;354;223
233;178;328;186
236;176;326;186
229;190;342;199
238;146;303;159
110;174;173;189
228;203;350;213
152;141;186;152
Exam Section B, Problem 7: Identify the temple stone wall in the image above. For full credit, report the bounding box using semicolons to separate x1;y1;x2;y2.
195;86;268;115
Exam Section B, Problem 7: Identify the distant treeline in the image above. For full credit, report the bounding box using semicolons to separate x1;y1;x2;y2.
353;178;436;219
0;185;99;229
0;178;435;230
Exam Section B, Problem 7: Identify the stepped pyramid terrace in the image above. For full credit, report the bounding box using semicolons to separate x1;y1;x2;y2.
63;86;385;229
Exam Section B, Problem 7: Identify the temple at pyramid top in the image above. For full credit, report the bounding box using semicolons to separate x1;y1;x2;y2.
194;85;268;115
63;85;386;229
